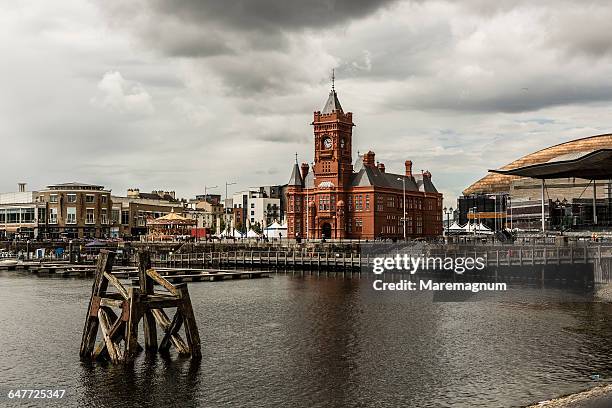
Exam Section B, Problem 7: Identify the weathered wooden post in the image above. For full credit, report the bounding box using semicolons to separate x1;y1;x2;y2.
80;250;202;364
138;251;157;353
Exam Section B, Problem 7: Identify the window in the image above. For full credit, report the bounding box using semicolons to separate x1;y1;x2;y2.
67;207;77;224
50;194;58;203
356;195;363;211
101;209;108;225
38;208;46;223
86;194;95;203
319;195;330;211
365;195;370;210
101;195;108;204
0;209;5;224
121;210;129;225
67;194;77;203
7;209;19;223
49;208;58;224
21;208;35;223
86;208;95;224
355;218;363;232
111;209;120;224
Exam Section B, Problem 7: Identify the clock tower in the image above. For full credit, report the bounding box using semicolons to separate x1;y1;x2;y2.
312;79;354;188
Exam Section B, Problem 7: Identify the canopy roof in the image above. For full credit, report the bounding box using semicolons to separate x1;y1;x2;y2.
147;211;195;226
246;229;260;238
264;221;285;230
489;148;612;180
447;221;466;232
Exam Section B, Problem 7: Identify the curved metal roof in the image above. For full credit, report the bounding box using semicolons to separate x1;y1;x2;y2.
463;133;612;195
489;149;612;180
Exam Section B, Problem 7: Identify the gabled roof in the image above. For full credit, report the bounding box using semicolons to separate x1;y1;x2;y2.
349;166;438;193
322;90;343;114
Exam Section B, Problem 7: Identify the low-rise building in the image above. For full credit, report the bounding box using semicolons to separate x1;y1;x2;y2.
36;182;113;239
231;190;281;232
111;189;182;238
0;183;42;239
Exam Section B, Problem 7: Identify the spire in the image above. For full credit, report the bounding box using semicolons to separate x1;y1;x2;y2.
288;157;303;187
331;68;335;91
322;69;343;114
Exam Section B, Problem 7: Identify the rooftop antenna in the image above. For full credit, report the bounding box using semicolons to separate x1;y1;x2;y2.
295;152;298;164
331;68;335;91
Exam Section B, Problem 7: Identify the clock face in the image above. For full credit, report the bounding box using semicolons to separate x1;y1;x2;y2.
323;137;332;149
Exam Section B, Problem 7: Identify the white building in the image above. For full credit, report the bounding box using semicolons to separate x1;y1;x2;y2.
231;190;281;230
0;183;42;239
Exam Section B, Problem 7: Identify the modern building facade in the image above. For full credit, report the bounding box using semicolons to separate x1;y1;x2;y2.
462;134;612;231
286;85;443;240
229;190;282;232
0;183;42;239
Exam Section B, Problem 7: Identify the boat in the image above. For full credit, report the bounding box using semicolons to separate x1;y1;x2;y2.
0;258;18;267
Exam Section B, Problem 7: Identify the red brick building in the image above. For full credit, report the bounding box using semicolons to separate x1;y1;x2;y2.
286;85;443;240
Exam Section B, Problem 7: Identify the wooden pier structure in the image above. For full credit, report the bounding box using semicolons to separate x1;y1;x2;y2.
4;243;612;283
79;250;201;364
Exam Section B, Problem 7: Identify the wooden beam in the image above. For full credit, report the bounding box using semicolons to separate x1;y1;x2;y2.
159;310;184;352
177;284;202;359
124;287;142;362
138;251;158;352
99;308;122;364
151;308;189;354
79;250;115;360
103;271;129;300
146;268;178;295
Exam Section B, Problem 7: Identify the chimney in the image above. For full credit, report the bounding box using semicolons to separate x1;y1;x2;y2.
363;151;376;167
300;162;309;181
18;183;26;192
423;170;432;180
377;162;385;173
405;160;413;177
127;188;140;198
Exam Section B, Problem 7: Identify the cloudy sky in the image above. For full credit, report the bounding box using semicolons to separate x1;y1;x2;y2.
2;0;612;206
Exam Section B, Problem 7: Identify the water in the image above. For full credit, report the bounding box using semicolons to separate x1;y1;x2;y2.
1;270;612;407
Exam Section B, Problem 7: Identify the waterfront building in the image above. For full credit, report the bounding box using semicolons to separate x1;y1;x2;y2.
185;198;225;236
36;182;113;239
286;85;443;240
231;190;281;233
0;183;42;239
111;188;182;238
462;133;612;231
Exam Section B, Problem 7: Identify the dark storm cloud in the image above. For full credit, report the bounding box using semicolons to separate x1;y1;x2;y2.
101;0;399;58
150;0;399;32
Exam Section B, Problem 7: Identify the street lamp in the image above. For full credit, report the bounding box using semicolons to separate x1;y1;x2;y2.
306;162;316;241
225;181;237;202
443;207;453;234
204;185;218;202
397;177;407;240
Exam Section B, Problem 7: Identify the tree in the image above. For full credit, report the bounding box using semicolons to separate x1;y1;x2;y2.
251;221;262;234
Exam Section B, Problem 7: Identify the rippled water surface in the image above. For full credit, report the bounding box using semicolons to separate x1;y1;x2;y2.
1;270;612;407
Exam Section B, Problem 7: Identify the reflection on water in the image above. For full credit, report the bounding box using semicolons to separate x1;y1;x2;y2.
1;270;612;407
